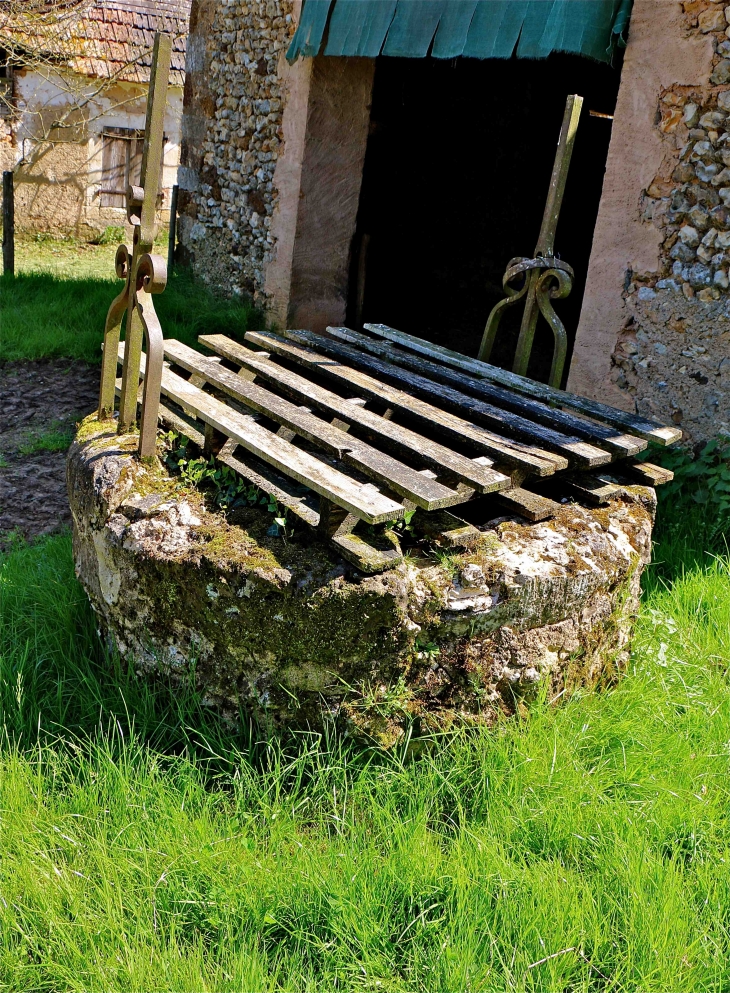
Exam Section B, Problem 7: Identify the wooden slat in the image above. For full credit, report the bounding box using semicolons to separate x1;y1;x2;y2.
285;329;585;470
416;510;482;548
364;323;683;447
118;343;404;525
493;488;562;522
245;330;563;477
562;473;621;506
199;333;509;495
217;442;320;528
623;461;674;486
337;326;646;460
163;339;462;511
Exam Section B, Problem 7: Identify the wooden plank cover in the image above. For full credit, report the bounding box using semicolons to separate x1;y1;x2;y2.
119;343;404;524
247;330;564;476
327;326;612;467
163;338;462;511
199;333;510;495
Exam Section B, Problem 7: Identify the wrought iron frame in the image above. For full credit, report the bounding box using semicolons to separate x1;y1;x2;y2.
98;32;171;458
478;94;583;390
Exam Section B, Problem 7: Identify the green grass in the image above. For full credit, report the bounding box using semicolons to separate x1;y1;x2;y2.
3;237;730;989
16;422;76;456
0;495;729;990
0;243;263;363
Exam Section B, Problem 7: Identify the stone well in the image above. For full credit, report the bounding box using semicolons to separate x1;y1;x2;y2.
68;418;656;745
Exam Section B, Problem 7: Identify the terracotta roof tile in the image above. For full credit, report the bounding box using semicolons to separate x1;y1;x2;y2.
0;0;191;85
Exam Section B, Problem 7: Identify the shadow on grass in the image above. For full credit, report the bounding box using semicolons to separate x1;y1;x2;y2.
0;267;265;364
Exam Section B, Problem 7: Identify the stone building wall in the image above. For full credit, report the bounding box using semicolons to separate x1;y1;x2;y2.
177;0;295;298
570;0;730;443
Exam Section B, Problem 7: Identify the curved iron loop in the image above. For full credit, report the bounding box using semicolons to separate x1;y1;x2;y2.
535;267;572;389
136;253;168;294
98;243;133;419
478;254;574;381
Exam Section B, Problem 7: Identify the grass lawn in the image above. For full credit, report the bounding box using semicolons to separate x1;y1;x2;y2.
2;240;730;990
0;235;263;363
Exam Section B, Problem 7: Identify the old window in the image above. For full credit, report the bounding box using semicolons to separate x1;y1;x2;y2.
100;128;145;208
100;127;168;207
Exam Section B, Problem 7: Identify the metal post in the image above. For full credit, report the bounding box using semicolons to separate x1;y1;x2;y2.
2;170;14;276
167;182;178;275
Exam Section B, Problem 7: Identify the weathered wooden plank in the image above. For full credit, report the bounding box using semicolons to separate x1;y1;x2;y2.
163;338;461;511
217;443;321;528
494;487;562;522
364;323;683;447
623;461;674;487
329;325;612;466
562;473;621;506
288;329;589;469
119;342;404;524
245;330;562;477
199;333;510;494
416;510;482;548
339;326;646;460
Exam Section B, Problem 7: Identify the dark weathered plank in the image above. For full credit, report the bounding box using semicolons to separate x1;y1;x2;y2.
199;333;510;495
562;473;621;506
364;323;683;447
493;488;562;522
120;342;404;525
340;325;646;459
163;339;461;511
329;325;612;465
246;330;563;477
293;328;594;468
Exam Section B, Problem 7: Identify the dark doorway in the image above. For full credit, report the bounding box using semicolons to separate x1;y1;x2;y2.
349;52;623;384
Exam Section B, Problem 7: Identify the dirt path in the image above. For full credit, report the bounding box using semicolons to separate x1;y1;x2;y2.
0;361;99;548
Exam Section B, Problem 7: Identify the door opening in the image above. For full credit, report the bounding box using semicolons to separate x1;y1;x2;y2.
348;52;623;384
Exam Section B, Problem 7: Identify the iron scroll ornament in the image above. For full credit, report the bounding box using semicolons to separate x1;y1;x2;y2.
97;234;167;459
478;255;574;390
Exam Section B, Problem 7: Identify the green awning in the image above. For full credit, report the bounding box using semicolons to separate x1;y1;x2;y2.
287;0;632;64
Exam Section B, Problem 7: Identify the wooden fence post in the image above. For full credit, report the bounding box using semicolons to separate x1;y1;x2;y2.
2;170;14;276
167;182;178;275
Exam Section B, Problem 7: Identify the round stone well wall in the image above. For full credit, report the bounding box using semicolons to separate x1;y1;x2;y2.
68;419;656;746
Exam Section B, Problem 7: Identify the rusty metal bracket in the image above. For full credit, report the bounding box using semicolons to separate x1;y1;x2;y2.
98;31;171;459
478;94;583;390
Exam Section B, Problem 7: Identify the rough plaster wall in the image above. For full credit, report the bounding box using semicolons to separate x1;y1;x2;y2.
287;56;374;330
177;0;296;299
3;70;183;237
570;0;730;442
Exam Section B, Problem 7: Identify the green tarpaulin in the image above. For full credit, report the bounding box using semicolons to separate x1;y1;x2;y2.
287;0;632;63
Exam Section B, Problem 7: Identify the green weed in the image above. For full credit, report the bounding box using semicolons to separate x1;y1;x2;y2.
17;422;75;455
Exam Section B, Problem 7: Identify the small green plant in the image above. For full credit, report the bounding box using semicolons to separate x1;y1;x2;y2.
92;225;126;246
660;435;730;515
17;423;75;456
163;431;293;536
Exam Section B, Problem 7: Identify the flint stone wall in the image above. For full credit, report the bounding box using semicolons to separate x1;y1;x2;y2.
571;0;730;442
69;419;656;745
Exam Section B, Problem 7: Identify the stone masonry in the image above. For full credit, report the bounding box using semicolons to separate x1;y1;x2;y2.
177;0;295;298
570;0;730;442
